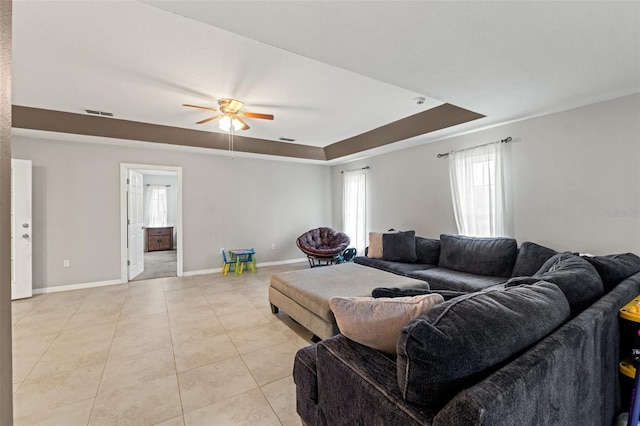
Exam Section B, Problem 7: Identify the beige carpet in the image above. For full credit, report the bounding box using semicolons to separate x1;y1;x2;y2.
131;250;177;281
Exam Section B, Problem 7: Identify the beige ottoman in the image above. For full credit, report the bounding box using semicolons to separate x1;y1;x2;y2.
269;263;428;339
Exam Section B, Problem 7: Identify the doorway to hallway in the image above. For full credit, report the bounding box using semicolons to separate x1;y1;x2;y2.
120;163;183;282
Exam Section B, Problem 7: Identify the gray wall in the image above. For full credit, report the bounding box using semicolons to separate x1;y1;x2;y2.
11;93;640;291
12;137;332;290
332;93;640;255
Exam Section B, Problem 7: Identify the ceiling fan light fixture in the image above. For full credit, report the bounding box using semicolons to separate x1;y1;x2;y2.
218;114;243;132
185;98;271;133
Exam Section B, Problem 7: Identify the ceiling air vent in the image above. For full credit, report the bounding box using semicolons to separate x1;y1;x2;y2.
85;109;114;117
279;137;296;142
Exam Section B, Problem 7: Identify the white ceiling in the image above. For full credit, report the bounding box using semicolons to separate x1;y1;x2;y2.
12;1;640;161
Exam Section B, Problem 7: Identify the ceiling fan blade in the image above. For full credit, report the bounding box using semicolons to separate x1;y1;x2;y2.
241;111;274;120
196;115;220;124
235;116;251;131
183;103;218;112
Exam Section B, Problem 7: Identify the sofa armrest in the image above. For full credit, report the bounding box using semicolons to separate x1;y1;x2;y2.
436;275;640;426
315;334;436;425
294;345;319;425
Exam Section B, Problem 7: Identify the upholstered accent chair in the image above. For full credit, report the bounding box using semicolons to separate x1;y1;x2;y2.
296;227;350;267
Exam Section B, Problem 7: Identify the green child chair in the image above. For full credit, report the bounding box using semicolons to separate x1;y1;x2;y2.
220;248;236;276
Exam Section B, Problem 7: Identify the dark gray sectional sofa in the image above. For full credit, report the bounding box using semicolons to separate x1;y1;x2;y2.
355;233;556;292
293;233;640;425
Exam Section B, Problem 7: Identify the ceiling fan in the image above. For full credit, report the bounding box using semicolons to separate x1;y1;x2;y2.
182;98;274;131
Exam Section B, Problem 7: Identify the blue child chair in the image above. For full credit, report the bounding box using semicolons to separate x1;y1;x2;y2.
220;248;235;276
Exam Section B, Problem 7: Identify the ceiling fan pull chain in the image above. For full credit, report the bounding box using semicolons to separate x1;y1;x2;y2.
227;125;235;160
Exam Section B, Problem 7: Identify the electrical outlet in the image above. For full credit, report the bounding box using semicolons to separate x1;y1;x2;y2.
271;243;276;250
63;259;70;268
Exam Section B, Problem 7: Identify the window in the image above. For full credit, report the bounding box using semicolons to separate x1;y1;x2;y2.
449;142;511;237
144;185;168;227
343;170;367;255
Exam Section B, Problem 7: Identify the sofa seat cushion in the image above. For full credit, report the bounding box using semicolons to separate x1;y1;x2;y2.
314;335;438;425
511;241;557;277
438;234;518;278
354;256;435;276
408;267;507;292
397;282;571;407
329;294;444;355
583;253;640;292
511;253;604;316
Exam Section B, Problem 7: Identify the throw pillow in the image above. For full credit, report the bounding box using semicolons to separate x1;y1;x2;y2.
372;287;466;301
515;253;604;316
396;282;570;407
329;294;444;355
367;230;418;262
382;230;417;262
367;232;383;258
438;234;518;277
582;253;640;292
511;241;557;277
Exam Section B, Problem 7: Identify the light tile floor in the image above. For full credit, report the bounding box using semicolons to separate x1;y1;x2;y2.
11;263;312;426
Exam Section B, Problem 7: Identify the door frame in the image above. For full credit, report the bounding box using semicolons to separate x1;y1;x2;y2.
127;169;145;280
11;159;32;300
120;163;183;282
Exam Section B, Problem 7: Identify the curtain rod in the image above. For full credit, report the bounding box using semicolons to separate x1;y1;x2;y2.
437;137;513;158
341;166;370;174
146;184;171;187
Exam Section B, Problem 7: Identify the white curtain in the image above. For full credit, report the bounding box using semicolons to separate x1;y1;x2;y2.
144;185;168;228
343;170;367;255
449;142;512;237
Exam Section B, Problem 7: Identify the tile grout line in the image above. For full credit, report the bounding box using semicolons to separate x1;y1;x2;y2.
86;284;129;426
12;266;309;425
164;275;188;426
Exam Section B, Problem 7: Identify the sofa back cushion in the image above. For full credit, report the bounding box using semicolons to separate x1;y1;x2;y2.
511;241;557;277
583;253;640;293
396;282;570;407
415;237;441;265
438;234;518;277
522;253;604;316
383;231;417;262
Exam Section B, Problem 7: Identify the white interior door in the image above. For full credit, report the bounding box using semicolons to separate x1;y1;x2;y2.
11;159;32;300
128;170;144;279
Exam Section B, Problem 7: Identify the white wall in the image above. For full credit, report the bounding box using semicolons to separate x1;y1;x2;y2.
12;137;332;290
332;93;640;255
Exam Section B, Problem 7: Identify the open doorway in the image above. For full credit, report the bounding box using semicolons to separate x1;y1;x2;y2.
120;163;183;283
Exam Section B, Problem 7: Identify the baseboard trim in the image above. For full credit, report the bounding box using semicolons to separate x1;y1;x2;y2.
183;258;307;277
31;258;309;293
258;258;308;267
183;268;220;276
32;279;124;295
